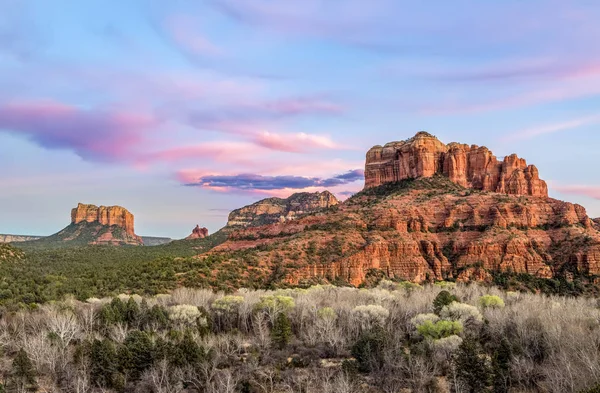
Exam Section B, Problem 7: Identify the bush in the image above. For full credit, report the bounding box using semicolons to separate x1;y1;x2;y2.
433;290;459;314
168;305;207;328
440;302;483;324
479;295;505;309
417;320;463;340
352;305;389;330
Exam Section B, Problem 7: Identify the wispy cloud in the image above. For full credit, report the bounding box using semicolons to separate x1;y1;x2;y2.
554;185;600;200
183;169;364;192
503;115;600;141
162;14;224;58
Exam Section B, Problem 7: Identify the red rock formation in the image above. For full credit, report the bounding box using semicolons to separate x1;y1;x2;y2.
210;175;600;286
186;225;209;240
71;203;135;236
227;191;339;227
365;132;548;197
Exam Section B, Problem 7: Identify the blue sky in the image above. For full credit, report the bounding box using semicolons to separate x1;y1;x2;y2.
1;0;600;238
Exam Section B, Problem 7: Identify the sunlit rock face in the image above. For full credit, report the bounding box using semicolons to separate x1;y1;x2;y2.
364;131;548;197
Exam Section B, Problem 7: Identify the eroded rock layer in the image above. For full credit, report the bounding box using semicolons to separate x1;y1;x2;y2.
365;132;548;197
186;225;209;240
71;203;136;236
227;191;339;227
210;176;600;286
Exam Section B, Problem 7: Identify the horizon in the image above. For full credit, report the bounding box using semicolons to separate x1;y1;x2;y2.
2;1;600;238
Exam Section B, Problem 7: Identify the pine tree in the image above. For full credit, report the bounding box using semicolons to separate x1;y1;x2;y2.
90;339;117;388
492;338;512;393
454;337;491;393
9;349;37;392
125;297;140;326
271;313;292;349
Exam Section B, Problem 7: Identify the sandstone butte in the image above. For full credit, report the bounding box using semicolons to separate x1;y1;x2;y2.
207;132;600;286
365;131;548;197
227;191;339;227
186;225;209;240
68;203;142;245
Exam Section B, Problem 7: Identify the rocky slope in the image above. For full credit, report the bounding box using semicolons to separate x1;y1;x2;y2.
227;191;339;227
186;225;209;240
210;176;600;285
0;234;42;243
365;131;548;197
202;133;600;286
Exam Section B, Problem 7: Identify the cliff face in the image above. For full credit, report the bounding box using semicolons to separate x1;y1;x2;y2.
364;132;548;197
211;177;600;286
71;203;136;236
227;191;339;227
186;225;209;240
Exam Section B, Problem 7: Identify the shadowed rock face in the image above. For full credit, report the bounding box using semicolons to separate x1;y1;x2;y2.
364;132;548;197
71;203;136;236
186;225;209;240
227;191;339;228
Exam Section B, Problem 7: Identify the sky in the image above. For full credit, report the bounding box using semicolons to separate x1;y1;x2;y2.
1;0;600;239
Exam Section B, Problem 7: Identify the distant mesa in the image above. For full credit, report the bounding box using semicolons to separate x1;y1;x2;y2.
227;191;339;228
71;203;136;236
365;131;548;197
0;234;42;243
186;225;209;240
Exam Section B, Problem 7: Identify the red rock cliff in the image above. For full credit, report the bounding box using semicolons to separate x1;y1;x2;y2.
186;225;209;240
365;132;548;197
71;203;136;236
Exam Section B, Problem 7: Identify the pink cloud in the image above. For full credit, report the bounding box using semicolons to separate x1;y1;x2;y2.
253;131;339;152
0;100;158;162
502;115;600;142
163;15;224;57
553;185;600;200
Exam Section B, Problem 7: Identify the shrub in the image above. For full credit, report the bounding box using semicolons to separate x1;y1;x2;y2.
212;295;245;313
440;302;483;324
168;305;207;328
417;320;463;340
410;313;440;328
433;290;459;314
352;305;389;330
479;295;505;309
317;307;337;320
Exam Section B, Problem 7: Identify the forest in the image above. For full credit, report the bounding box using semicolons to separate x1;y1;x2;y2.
0;282;599;392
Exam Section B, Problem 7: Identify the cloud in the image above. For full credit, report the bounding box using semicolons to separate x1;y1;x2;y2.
184;169;364;191
253;131;338;152
553;185;600;200
162;14;224;58
503;115;600;141
0;100;158;162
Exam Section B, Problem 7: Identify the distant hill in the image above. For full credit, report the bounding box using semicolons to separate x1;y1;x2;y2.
0;234;42;243
141;236;173;246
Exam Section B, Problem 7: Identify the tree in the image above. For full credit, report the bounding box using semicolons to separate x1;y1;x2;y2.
351;328;386;373
125;297;140;326
454;337;491;393
9;349;37;392
492;338;512;393
271;313;292;349
90;339;118;388
119;330;156;380
433;290;459;315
